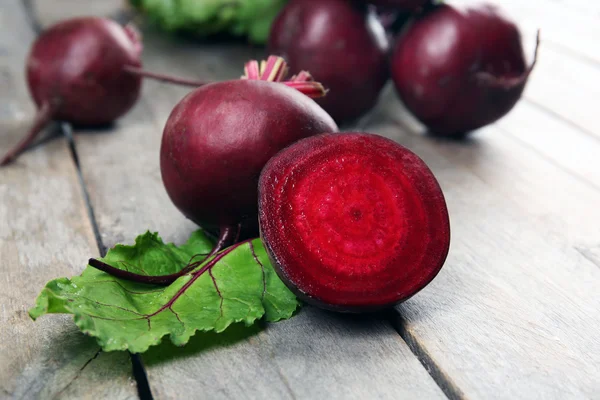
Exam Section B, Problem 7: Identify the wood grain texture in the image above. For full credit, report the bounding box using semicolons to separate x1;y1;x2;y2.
497;101;600;190
144;307;447;400
0;1;137;399
31;2;447;399
367;88;600;399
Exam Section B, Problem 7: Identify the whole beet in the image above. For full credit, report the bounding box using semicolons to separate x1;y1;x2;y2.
1;17;142;165
269;0;389;123
160;79;338;241
27;17;143;125
391;3;538;137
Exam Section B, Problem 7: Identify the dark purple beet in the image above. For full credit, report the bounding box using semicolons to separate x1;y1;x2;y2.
160;57;338;264
268;0;389;123
1;17;143;166
27;17;142;125
259;132;450;312
391;3;539;137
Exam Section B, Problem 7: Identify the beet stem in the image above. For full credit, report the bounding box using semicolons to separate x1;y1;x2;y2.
127;57;327;97
1;102;54;166
123;65;208;88
87;225;236;286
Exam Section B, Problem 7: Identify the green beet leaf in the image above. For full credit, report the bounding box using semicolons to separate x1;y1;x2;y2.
129;0;288;44
29;230;300;353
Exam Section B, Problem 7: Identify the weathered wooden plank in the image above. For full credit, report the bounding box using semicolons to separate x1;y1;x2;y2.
0;1;137;399
144;307;448;400
32;2;448;399
31;0;126;21
367;90;600;399
521;44;600;138
496;101;600;190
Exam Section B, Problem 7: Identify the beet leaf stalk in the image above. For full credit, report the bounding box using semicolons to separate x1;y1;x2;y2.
88;225;240;285
122;65;210;87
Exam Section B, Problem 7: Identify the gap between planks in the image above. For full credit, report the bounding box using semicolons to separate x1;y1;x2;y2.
387;310;465;400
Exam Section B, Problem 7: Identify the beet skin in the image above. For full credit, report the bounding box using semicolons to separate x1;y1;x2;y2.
160;79;338;238
391;3;537;137
259;133;450;312
269;0;389;123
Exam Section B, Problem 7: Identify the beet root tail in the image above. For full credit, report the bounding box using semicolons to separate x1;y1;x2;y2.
1;103;54;166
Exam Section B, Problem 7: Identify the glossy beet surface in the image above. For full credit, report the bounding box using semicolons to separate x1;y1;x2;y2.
269;0;389;123
160;79;338;236
259;133;450;312
26;17;142;125
391;3;535;137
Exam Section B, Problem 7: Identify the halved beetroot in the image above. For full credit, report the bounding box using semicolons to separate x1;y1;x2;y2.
259;133;450;312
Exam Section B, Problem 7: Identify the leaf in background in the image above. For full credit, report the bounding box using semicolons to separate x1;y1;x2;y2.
29;231;300;353
129;0;288;44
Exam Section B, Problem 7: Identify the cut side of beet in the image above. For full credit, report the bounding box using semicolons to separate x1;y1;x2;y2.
259;133;450;312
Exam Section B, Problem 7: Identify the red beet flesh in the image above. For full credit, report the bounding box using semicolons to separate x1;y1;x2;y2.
391;3;538;137
259;133;450;312
269;0;389;123
160;79;338;239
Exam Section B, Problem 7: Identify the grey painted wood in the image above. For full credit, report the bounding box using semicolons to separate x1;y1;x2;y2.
32;2;448;399
145;307;447;400
497;101;600;190
0;1;137;399
366;89;600;399
522;43;600;138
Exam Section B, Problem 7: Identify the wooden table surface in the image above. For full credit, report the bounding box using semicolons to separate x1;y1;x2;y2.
1;0;599;399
